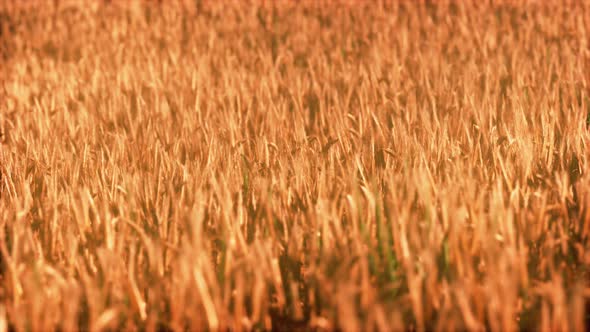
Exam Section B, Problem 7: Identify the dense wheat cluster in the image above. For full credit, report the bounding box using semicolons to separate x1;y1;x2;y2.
1;0;590;330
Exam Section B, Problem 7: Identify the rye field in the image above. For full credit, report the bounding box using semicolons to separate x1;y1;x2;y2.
0;0;589;331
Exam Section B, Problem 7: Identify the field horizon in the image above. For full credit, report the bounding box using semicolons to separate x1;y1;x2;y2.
1;1;589;331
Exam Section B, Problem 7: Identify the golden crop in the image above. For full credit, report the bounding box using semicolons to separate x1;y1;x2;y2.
0;1;589;331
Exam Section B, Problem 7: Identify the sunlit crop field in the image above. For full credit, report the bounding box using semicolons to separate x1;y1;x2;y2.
1;1;589;331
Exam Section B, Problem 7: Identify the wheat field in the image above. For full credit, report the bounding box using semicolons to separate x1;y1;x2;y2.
0;0;589;331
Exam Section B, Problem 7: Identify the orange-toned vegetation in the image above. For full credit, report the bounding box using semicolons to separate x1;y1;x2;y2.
0;0;589;331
